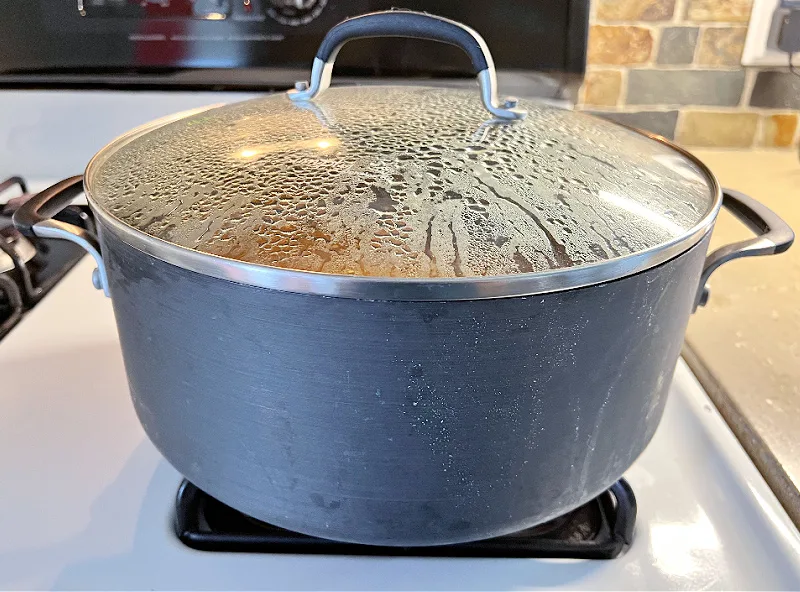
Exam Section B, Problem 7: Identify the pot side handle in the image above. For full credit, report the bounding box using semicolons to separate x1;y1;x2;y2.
287;10;527;121
12;175;109;297
694;188;794;311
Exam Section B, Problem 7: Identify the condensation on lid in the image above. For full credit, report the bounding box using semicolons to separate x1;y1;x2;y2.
85;87;715;279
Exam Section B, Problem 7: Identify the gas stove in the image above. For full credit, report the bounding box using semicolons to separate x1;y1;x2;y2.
1;0;800;586
1;87;800;592
2;93;800;585
0;252;799;589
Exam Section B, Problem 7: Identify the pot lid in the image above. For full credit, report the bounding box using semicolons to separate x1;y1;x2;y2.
84;10;720;300
86;88;716;275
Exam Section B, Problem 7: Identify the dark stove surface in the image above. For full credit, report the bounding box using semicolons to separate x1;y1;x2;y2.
0;176;92;340
175;479;635;559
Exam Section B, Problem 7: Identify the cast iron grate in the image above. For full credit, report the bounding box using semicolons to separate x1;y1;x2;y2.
174;478;635;559
0;176;94;341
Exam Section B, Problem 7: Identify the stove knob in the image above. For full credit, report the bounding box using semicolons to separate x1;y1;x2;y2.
266;0;327;26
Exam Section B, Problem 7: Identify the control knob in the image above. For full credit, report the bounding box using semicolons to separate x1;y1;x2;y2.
266;0;327;26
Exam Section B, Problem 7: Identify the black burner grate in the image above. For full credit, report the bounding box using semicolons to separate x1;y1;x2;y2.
0;176;93;341
174;479;635;559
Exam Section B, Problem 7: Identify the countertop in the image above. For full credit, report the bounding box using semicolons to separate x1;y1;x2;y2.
683;149;800;526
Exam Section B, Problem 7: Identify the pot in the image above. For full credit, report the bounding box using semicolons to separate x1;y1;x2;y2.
14;11;794;546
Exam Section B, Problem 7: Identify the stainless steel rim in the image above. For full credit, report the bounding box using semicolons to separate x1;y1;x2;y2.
85;105;723;302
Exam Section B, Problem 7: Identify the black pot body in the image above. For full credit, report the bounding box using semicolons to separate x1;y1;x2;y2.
101;223;711;546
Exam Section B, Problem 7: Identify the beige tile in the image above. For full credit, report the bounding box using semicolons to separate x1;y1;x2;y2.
596;0;675;21
759;113;799;147
587;25;653;65
696;27;747;65
686;0;753;22
678;111;758;147
580;70;623;106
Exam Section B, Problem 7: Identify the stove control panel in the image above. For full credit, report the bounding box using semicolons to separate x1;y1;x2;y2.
77;0;324;24
0;0;588;87
265;0;327;26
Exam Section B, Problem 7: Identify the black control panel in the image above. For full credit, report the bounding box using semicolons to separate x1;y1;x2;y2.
77;0;330;25
0;1;588;88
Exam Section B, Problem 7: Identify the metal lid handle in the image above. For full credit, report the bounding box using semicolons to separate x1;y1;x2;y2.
287;10;527;121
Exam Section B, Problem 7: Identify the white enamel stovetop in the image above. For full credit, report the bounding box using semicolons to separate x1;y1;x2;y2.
0;90;799;590
1;256;799;590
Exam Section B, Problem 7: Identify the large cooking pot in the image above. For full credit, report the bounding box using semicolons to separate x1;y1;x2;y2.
14;11;794;546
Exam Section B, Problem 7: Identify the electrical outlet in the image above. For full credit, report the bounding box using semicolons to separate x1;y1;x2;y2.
742;0;797;65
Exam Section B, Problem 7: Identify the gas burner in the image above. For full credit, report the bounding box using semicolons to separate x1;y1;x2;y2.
175;479;636;559
0;176;94;340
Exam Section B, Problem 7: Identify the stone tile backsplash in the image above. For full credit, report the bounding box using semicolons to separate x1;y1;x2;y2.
596;0;677;21
750;72;800;108
627;69;746;105
591;110;681;138
581;70;623;106
696;26;748;65
761;113;799;146
679;111;759;146
686;0;753;22
579;0;800;148
587;25;654;64
657;27;699;64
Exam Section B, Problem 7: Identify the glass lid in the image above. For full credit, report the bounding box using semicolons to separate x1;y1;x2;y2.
86;87;715;278
84;10;720;301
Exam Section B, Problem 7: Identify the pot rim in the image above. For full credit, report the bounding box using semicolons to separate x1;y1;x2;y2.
84;103;722;302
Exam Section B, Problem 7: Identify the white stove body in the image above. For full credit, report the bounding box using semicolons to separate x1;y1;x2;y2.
0;89;799;590
2;259;799;590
